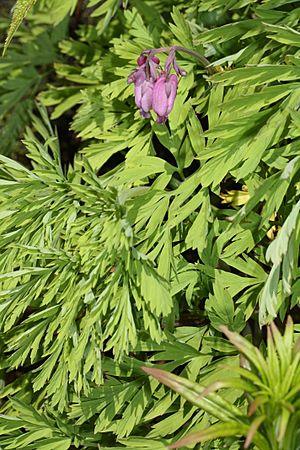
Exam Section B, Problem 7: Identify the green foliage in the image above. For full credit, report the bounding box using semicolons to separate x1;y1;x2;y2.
0;1;69;154
145;318;300;450
0;0;299;449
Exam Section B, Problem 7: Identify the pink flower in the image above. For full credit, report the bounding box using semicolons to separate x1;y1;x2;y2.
128;56;159;118
135;78;154;118
152;73;178;123
128;49;184;122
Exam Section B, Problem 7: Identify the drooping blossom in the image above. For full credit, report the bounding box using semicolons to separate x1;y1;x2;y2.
128;69;152;118
152;72;178;123
128;55;159;118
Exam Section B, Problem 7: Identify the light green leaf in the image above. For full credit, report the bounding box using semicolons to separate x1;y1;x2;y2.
4;0;37;55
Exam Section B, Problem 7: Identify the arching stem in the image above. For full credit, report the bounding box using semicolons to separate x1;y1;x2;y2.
142;46;220;74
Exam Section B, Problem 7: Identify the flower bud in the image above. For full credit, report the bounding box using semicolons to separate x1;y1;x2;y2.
137;55;147;66
164;48;176;75
174;59;187;77
151;56;160;64
164;48;186;77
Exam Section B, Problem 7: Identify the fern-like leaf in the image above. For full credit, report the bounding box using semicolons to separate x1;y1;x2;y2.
3;0;37;54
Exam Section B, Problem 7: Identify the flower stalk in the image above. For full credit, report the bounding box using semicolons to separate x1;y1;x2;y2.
142;46;212;72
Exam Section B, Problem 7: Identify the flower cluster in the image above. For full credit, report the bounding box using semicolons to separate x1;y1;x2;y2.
128;47;186;123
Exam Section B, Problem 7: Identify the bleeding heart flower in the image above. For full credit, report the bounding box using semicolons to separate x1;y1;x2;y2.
128;56;159;118
128;48;187;122
152;73;178;123
135;79;154;118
